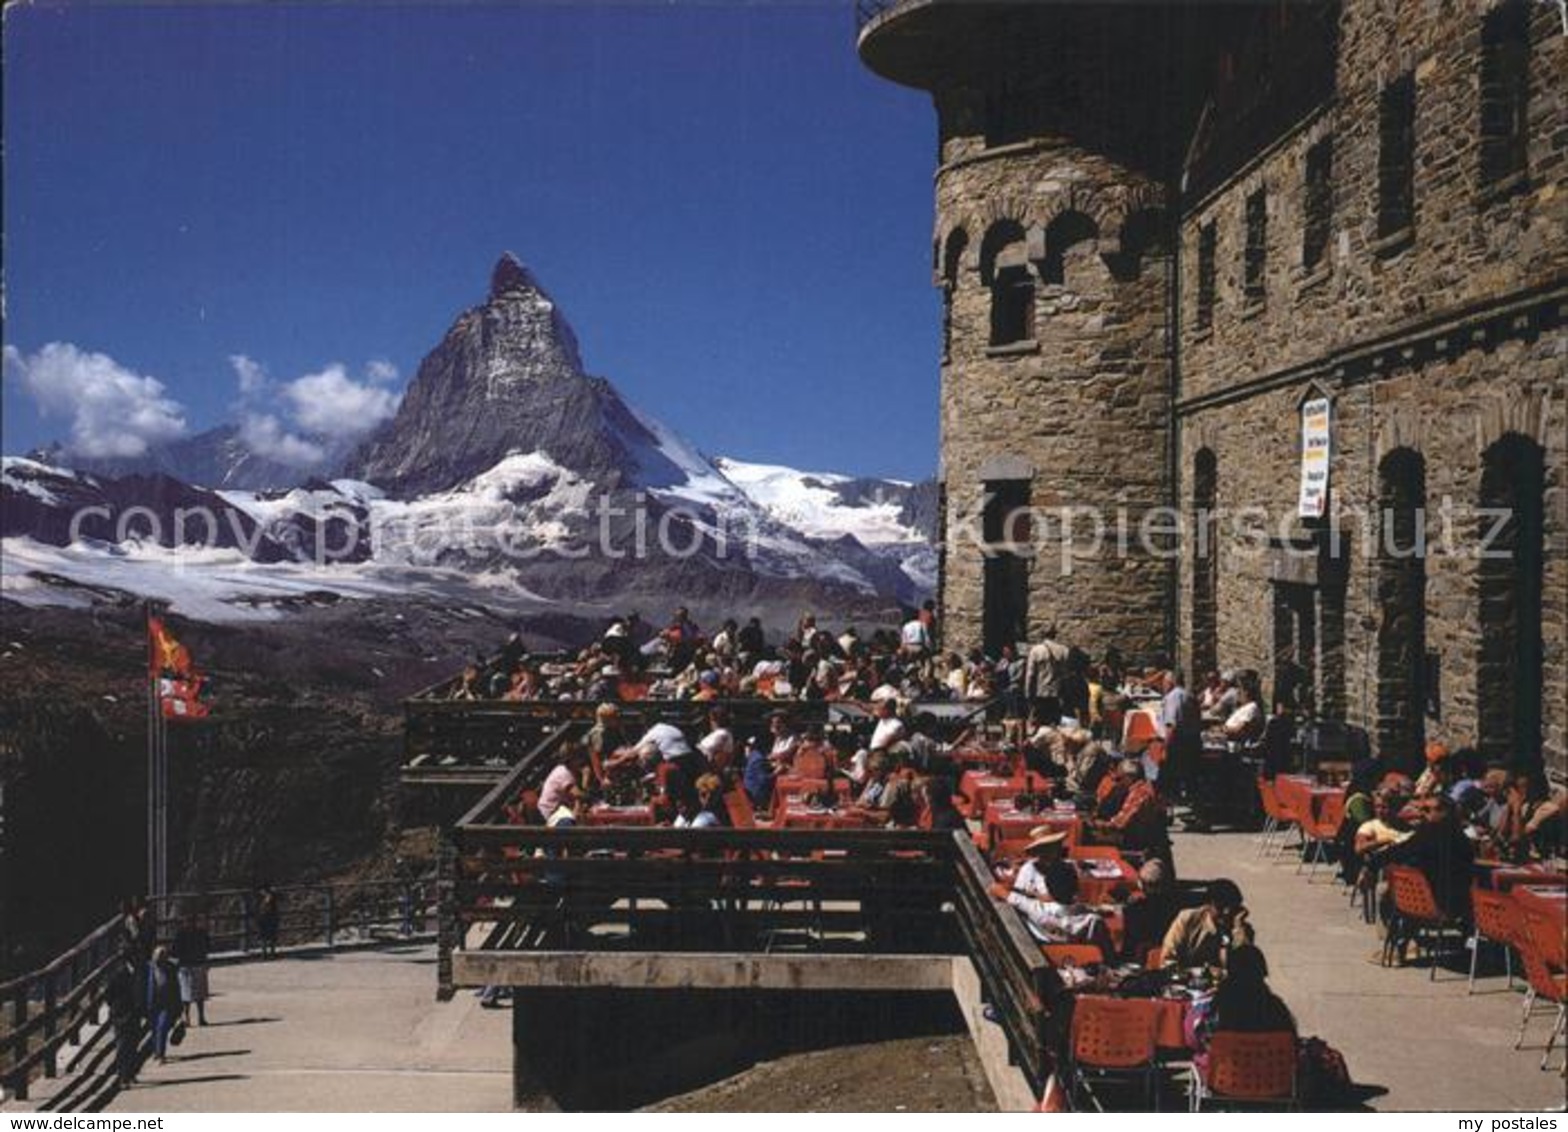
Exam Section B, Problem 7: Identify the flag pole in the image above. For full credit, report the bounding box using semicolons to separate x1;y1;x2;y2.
146;602;156;901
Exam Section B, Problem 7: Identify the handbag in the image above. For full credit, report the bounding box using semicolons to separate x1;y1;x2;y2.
169;1019;188;1047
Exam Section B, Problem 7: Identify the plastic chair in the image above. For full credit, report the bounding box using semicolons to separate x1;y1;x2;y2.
1384;864;1466;979
1190;1030;1298;1111
1513;911;1567;1071
793;747;831;780
1295;795;1342;880
1467;885;1518;993
724;788;757;830
1255;779;1297;858
1042;943;1106;970
1067;995;1161;1111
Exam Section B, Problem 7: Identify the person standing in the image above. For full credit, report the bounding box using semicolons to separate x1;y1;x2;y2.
1025;627;1069;728
171;913;212;1026
255;885;280;958
144;946;182;1063
1159;670;1202;801
106;947;144;1088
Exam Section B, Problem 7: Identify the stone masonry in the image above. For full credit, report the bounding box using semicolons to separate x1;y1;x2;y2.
860;0;1567;775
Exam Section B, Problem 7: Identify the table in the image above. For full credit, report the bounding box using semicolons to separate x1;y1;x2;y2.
1478;862;1568;891
1070;852;1141;904
583;803;656;827
983;802;1082;857
958;770;1037;818
950;745;1015;772
777;806;871;830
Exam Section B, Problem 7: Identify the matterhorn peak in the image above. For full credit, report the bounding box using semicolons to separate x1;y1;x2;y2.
489;252;538;300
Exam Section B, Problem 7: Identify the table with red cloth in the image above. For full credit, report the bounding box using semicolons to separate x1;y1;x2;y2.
958;770;1042;818
983;802;1082;857
1477;861;1568;891
582;803;656;826
774;776;853;809
776;805;873;830
950;745;1015;772
1068;849;1141;904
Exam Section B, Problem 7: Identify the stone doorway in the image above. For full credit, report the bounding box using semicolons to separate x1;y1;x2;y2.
982;479;1031;656
1477;433;1545;763
1376;447;1428;769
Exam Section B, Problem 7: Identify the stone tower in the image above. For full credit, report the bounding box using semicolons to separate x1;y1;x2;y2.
858;3;1218;662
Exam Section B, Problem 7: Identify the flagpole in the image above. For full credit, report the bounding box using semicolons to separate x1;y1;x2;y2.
146;602;158;902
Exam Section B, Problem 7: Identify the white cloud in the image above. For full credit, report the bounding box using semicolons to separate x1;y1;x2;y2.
238;413;327;469
3;342;188;458
282;364;401;439
229;354;269;397
365;358;399;385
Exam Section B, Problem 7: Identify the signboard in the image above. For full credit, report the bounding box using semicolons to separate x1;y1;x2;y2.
1297;396;1332;519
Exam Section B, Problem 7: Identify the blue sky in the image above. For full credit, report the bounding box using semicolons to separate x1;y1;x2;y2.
2;2;940;480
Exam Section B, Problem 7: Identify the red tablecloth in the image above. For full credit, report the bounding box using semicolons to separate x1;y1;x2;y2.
951;745;1015;772
777;806;872;830
1073;857;1139;904
983;804;1082;857
958;770;1034;818
582;804;656;826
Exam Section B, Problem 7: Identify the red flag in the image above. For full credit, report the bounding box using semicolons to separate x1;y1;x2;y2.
149;615;209;720
148;616;193;678
158;676;210;721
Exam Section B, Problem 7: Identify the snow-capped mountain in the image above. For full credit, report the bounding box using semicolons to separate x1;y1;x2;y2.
3;255;936;624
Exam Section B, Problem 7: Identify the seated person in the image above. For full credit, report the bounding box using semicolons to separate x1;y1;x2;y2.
537;743;587;822
1007;856;1114;962
1500;768;1565;859
1191;945;1296;1067
1221;688;1264;744
1413;743;1452;798
1090;759;1169;860
584;702;627;788
697;706;736;772
741;738;775;810
1161;878;1253;971
674;774;730;828
1353;787;1413;858
923;774;968;833
1120;858;1179;960
1382;792;1474;923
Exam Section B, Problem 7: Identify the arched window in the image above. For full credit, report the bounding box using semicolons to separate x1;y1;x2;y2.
1042;210;1099;287
1376;447;1427;770
1477;433;1545;762
980;221;1034;347
1191;448;1219;679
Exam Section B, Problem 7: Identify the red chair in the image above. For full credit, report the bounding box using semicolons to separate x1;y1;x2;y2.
1513;910;1566;1071
724;788;757;829
1067;996;1161;1111
1122;711;1160;754
1468;884;1519;993
792;746;831;780
1295;794;1343;881
1189;1031;1298;1111
1255;779;1297;858
1042;943;1106;970
1384;864;1466;979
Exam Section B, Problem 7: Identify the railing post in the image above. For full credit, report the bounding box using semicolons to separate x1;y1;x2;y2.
436;831;457;1001
325;888;336;948
42;973;57;1079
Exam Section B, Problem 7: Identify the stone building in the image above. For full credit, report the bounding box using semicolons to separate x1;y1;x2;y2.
858;0;1566;776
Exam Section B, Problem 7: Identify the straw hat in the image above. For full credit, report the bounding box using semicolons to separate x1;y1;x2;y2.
1024;828;1070;855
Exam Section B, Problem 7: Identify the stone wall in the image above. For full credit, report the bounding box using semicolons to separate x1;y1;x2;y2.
1175;0;1568;774
934;132;1172;661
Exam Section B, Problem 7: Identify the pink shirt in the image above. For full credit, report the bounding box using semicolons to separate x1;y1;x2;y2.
538;764;575;820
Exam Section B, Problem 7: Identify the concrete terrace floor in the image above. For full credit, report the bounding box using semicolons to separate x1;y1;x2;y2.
98;831;1565;1113
1174;830;1566;1112
108;944;511;1112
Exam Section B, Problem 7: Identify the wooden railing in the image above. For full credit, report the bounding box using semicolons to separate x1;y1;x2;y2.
437;815;1058;1094
1;873;439;1108
0;917;123;1103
